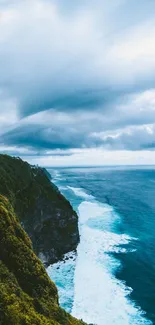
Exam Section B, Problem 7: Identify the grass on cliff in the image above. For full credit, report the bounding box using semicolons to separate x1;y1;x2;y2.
0;154;73;220
0;195;85;325
0;154;79;263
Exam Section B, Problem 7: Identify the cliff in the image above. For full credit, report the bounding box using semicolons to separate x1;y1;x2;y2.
0;154;79;266
0;195;85;325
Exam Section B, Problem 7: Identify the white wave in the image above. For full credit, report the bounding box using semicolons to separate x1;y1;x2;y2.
59;186;68;190
67;186;94;200
78;200;116;226
50;170;64;181
47;251;76;313
71;200;152;325
48;170;59;179
47;182;151;324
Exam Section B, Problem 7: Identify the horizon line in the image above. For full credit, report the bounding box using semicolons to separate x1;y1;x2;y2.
44;164;155;169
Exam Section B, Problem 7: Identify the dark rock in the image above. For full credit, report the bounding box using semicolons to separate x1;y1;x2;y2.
41;167;52;180
0;154;80;266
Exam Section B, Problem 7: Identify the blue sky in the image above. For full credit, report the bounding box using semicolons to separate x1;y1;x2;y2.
0;0;155;166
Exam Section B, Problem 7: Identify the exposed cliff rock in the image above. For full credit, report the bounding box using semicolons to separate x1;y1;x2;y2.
0;195;85;325
0;154;79;266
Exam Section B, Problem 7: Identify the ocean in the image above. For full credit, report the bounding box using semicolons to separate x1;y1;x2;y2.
47;166;155;325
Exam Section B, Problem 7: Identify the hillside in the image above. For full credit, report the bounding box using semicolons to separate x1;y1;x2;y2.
0;154;79;265
0;195;85;325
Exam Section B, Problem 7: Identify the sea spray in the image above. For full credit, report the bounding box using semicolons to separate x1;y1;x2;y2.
47;251;76;313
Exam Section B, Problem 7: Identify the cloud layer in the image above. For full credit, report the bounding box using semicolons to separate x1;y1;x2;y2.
0;0;155;164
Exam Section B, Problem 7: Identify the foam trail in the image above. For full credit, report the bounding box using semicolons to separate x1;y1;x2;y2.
71;198;152;325
47;179;152;325
67;186;94;200
47;251;76;313
50;170;64;181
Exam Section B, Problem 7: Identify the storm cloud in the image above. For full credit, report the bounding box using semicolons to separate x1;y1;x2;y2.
0;0;155;164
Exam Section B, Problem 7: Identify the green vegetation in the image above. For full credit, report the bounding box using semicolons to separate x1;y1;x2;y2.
0;195;85;325
0;154;79;264
0;155;85;324
0;154;73;220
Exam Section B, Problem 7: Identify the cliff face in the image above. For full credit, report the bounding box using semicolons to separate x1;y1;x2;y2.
0;195;85;325
0;154;79;265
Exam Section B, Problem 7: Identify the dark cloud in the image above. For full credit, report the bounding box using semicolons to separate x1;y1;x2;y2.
1;123;89;150
1;0;155;159
20;89;112;118
1;105;155;153
1;0;155;117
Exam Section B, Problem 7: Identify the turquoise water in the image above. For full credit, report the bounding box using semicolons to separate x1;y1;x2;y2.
47;166;155;325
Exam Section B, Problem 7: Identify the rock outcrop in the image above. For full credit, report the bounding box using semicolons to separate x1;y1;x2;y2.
0;154;79;266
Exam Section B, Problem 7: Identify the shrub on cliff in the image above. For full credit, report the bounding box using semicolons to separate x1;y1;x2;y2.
0;195;85;325
0;154;79;265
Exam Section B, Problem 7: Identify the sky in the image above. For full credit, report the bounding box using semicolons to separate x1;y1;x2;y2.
0;0;155;166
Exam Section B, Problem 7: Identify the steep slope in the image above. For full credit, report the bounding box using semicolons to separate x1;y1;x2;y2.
0;195;85;325
0;154;79;265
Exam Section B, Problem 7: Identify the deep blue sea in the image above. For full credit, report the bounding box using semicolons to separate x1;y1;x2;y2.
47;166;155;325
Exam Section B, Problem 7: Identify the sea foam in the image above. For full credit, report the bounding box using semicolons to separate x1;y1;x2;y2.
47;251;76;313
69;188;152;325
67;186;94;200
48;182;152;325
